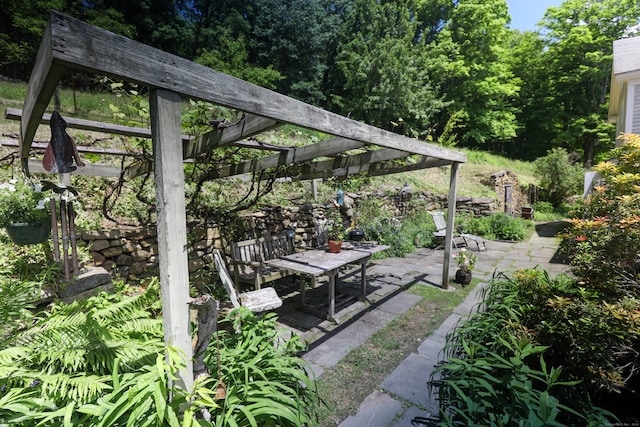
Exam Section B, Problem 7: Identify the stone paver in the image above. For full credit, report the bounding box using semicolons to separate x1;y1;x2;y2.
272;221;568;426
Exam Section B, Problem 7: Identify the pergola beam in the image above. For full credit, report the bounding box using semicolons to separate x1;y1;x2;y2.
20;11;466;166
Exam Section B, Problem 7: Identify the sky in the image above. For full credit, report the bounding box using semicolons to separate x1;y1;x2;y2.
506;0;564;32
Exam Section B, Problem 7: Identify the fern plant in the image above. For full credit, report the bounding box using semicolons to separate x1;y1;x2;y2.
0;280;164;405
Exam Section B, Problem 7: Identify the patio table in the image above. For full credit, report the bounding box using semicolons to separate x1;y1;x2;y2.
264;241;389;322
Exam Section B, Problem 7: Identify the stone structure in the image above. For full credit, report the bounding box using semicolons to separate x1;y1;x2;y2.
81;190;499;281
484;170;529;215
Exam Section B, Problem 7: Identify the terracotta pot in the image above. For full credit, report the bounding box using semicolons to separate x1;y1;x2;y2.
328;239;342;253
455;268;472;286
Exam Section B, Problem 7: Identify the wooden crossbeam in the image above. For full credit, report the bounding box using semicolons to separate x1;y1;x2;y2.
20;11;466;174
1;138;130;156
288;156;451;182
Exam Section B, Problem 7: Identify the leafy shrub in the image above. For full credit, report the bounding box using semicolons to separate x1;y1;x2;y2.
561;134;640;291
460;212;529;241
533;200;554;214
487;212;528;240
533;148;584;207
0;288;321;426
433;270;618;426
206;308;321;426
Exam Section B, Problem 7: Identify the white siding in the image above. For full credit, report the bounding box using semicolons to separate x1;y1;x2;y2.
633;83;640;134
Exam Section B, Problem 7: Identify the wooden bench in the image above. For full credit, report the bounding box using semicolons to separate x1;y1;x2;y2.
214;250;282;312
230;233;296;290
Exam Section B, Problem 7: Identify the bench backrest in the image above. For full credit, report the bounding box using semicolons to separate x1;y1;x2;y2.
214;250;241;308
430;211;447;232
231;233;294;264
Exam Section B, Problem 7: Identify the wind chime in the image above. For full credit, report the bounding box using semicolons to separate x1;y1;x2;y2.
41;107;85;281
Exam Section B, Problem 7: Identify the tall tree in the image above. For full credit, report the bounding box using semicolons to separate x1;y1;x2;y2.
329;0;448;137
253;0;330;103
439;0;520;151
506;30;554;160
0;0;135;80
539;0;640;168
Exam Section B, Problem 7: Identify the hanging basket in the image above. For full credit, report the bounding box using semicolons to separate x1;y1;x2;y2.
455;268;472;286
4;221;51;245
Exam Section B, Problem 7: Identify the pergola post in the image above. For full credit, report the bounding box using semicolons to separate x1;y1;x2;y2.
442;162;460;290
150;89;193;391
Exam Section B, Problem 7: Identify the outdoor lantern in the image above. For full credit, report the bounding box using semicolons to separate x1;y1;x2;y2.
285;227;296;239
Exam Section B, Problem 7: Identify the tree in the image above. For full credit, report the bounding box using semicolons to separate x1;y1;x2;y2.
248;0;331;104
329;0;448;137
438;0;520;151
533;147;584;207
539;0;640;168
506;30;555;160
0;0;135;80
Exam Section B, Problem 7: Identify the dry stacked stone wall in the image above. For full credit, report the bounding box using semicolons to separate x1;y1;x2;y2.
81;190;499;280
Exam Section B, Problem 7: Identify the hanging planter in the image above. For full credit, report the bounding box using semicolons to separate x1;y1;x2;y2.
5;221;51;245
0;179;51;244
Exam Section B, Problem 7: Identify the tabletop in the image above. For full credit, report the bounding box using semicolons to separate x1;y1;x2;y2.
265;242;389;276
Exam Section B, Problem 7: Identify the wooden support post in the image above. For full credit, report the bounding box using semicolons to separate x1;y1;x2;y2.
442;162;460;290
150;89;193;392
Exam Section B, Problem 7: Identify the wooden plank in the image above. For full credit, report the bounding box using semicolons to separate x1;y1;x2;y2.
2;138;130;156
183;115;280;158
42;11;466;164
290;157;451;181
8;107;174;140
226;147;448;182
442;162;460;290
212;137;368;178
27;159;121;177
150;89;193;391
19;20;68;175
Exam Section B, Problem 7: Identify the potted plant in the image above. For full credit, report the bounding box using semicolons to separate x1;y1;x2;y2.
0;179;51;245
325;209;345;253
453;248;476;286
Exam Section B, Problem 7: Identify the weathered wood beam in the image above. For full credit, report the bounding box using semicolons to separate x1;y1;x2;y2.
183;115;280;158
151;88;193;391
8;107;185;141
442;162;460;290
27;159;121;177
36;11;466;165
2;138;130;156
213;137;369;178
271;155;450;182
19;20;68;175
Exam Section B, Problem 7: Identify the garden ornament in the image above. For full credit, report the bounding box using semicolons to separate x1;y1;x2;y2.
43;111;85;173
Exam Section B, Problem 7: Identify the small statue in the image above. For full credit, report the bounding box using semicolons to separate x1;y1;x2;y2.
43;111;85;174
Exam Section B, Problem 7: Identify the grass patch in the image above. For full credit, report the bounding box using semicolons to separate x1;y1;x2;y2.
315;281;476;426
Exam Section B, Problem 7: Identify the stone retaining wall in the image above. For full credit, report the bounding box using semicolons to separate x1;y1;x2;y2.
81;190;498;281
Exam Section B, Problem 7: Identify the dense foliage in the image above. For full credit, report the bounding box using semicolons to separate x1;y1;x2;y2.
533;148;584;207
0;272;320;425
434;134;640;424
1;0;638;164
433;270;617;426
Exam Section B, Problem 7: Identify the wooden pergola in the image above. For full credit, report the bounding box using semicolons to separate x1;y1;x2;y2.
20;11;467;390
